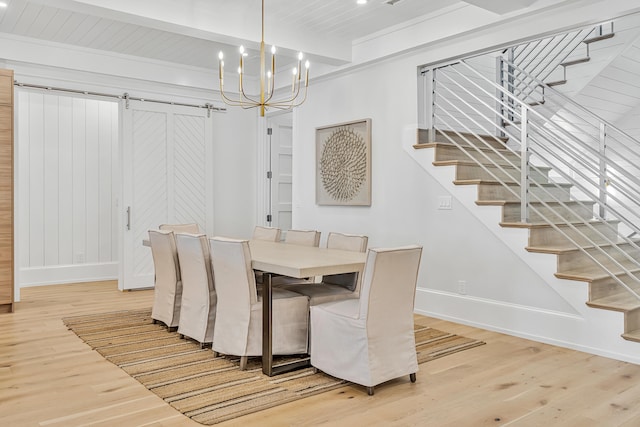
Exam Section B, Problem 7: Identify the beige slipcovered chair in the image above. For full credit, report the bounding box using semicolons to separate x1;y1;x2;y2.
159;223;200;233
310;245;423;395
209;237;310;370
271;229;321;286
149;229;182;330
175;233;216;348
283;232;368;305
252;226;282;284
252;225;281;242
284;229;320;246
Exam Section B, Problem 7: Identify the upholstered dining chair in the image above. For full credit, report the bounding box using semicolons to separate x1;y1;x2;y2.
282;232;368;305
175;233;217;348
149;229;182;330
209;237;310;370
284;229;321;247
252;225;281;242
271;229;322;286
159;223;200;233
309;245;423;396
252;226;282;284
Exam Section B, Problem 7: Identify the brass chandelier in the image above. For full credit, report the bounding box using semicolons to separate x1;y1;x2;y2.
217;0;309;117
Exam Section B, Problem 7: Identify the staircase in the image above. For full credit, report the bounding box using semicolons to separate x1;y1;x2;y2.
414;14;640;347
414;129;640;342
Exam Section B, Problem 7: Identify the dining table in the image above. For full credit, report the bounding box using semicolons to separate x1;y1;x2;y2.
248;239;366;376
143;237;367;376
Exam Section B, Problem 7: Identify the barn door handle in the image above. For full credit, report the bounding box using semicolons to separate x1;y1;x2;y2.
126;207;131;230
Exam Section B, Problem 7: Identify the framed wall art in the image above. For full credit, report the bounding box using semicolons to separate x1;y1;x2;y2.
316;118;371;206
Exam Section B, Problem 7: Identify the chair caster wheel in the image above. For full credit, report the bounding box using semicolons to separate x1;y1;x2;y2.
410;373;416;383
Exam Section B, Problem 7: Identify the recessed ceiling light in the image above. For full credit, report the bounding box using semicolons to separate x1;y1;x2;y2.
357;0;367;5
0;2;8;8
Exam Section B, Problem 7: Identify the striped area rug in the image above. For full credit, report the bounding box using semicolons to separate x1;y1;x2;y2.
63;309;484;425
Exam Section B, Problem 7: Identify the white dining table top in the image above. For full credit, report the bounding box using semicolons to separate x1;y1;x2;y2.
143;238;366;278
248;240;366;278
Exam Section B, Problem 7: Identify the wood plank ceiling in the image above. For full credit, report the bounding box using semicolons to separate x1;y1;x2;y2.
0;0;527;71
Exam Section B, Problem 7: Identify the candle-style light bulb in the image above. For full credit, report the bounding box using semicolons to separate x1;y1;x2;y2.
305;60;310;87
239;45;245;54
297;52;303;80
218;51;224;60
267;70;272;95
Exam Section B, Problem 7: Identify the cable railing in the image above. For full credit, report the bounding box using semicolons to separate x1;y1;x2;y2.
427;57;640;304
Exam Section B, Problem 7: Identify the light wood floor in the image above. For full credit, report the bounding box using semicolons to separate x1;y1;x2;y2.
2;282;640;427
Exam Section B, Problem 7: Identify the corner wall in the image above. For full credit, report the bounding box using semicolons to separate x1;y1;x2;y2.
292;2;640;363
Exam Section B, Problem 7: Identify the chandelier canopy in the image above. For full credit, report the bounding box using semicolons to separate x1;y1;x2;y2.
217;0;309;117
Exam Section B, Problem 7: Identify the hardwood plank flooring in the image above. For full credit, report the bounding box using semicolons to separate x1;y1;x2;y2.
1;281;639;426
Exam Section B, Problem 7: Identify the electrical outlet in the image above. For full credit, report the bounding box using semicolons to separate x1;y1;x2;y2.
438;196;452;210
75;253;85;263
458;280;467;295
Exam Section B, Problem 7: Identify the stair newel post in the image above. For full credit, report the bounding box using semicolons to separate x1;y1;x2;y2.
520;105;530;223
598;122;608;219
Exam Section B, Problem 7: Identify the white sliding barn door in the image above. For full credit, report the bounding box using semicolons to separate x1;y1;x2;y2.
120;101;213;290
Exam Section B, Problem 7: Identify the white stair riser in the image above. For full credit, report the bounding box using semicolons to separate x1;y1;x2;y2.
434;144;520;165
558;244;640;273
455;163;550;183
477;183;571;202
529;222;620;247
502;203;594;223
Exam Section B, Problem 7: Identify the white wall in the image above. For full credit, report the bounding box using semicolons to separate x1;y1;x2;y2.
9;59;258;292
292;1;640;363
17;90;119;287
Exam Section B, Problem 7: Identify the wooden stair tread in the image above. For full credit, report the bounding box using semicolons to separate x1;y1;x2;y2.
435;129;509;143
416;128;509;145
433;160;551;171
526;239;638;254
561;57;590;67
414;141;517;154
500;220;620;229
556;266;640;282
622;330;640;343
587;292;640;312
453;179;571;188
583;32;615;44
546;80;567;87
477;200;592;207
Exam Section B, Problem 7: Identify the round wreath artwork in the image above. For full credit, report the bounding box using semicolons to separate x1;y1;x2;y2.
319;127;367;202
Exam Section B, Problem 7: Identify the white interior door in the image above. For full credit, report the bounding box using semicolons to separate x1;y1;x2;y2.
266;112;293;234
119;101;213;290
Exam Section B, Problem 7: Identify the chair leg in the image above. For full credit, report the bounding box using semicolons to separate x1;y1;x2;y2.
152;319;157;324
410;373;417;383
168;326;178;332
179;334;184;339
367;386;374;396
200;342;207;349
312;367;318;374
212;351;219;358
240;356;248;371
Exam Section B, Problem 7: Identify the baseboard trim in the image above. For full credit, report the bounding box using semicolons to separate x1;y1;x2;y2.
19;262;118;288
415;288;640;365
